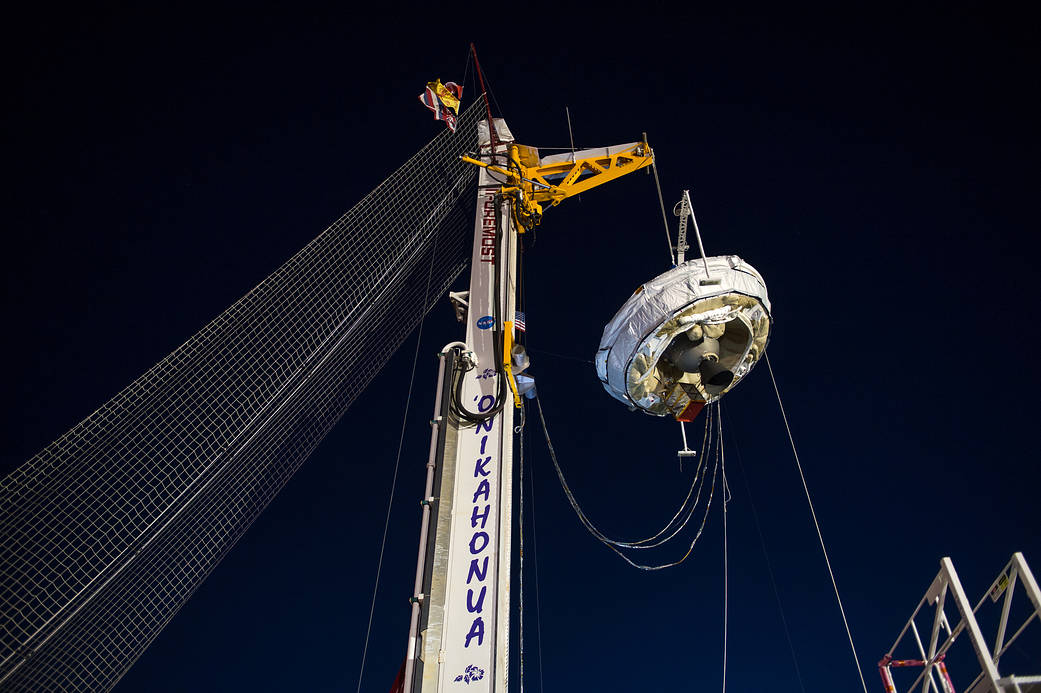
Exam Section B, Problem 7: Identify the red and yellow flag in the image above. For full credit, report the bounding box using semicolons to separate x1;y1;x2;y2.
419;79;463;132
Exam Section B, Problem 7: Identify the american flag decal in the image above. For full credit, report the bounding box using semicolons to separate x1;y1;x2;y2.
514;311;526;332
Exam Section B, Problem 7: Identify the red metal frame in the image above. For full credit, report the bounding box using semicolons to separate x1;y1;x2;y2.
878;654;956;693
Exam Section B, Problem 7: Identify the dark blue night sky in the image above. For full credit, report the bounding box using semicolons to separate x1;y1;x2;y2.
3;4;1038;691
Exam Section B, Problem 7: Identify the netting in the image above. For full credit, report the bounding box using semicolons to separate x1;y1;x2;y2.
0;102;483;691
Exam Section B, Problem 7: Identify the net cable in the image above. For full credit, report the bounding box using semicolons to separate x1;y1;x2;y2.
0;102;484;692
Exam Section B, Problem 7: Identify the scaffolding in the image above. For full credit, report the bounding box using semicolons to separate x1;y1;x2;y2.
879;552;1041;693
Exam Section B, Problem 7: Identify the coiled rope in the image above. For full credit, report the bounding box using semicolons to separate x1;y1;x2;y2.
534;395;721;570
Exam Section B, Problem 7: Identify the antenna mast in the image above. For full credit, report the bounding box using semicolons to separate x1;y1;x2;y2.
470;43;497;150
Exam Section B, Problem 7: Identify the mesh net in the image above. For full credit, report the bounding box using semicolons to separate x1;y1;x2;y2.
0;102;483;691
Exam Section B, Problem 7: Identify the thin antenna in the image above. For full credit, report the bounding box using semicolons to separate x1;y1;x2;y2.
565;106;576;162
566;106;581;202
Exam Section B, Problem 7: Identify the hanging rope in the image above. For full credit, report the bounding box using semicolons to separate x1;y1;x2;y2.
522;271;546;693
534;395;721;570
720;409;730;693
527;422;546;693
765;353;868;693
517;403;526;693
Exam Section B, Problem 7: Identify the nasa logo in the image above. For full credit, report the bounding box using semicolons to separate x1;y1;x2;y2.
477;316;494;330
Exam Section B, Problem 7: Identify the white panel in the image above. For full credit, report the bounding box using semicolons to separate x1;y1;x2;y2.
539;142;640;166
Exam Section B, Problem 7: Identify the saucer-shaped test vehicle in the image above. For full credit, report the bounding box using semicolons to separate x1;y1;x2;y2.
596;255;771;421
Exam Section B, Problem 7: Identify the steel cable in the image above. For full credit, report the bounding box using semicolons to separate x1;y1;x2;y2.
765;353;868;693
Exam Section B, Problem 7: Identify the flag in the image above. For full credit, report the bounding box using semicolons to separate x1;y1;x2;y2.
514;311;526;332
419;79;463;132
433;80;462;113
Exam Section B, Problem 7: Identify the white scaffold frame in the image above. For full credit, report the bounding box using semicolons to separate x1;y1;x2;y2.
879;552;1041;693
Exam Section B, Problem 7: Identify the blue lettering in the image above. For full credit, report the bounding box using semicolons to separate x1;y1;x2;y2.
467;557;488;584
467;586;487;613
464;617;485;648
461;391;498;651
469;531;489;554
471;504;490;529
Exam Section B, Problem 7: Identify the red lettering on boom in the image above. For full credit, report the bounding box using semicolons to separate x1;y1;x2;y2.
479;190;496;264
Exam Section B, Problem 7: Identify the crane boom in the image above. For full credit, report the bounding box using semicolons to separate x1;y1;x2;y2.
404;118;653;693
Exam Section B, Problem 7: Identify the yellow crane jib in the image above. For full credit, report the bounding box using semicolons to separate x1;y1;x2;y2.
460;136;654;233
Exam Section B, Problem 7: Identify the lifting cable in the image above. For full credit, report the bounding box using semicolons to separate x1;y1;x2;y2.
534;395;722;570
652;159;676;266
765;353;868;693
